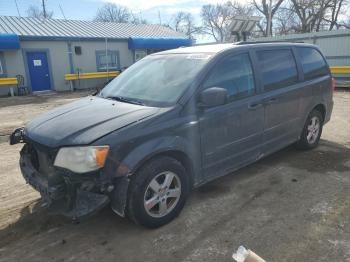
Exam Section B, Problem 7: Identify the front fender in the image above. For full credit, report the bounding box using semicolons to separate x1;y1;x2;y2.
110;136;200;217
121;136;197;176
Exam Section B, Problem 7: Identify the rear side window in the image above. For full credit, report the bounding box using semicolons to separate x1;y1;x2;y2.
203;53;255;101
297;47;329;80
257;49;298;91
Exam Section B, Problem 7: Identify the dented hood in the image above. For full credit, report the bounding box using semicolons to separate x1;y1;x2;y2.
25;96;159;148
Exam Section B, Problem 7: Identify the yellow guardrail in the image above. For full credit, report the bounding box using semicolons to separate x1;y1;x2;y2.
64;71;120;81
0;77;18;96
0;77;18;85
330;66;350;74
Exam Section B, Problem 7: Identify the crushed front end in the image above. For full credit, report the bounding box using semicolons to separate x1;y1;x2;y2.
17;133;112;219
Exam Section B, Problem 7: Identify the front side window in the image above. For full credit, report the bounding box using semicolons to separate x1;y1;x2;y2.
297;47;329;80
100;53;212;107
257;49;298;91
96;50;119;71
203;53;255;101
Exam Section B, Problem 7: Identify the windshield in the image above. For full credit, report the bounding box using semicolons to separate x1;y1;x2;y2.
99;53;212;107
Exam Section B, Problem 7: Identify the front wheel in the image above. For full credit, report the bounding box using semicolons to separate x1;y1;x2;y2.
126;156;189;228
296;109;323;150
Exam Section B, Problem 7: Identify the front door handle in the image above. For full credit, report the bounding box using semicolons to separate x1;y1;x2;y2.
248;103;263;110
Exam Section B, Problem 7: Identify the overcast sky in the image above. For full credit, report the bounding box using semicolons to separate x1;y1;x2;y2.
0;0;246;43
0;0;236;22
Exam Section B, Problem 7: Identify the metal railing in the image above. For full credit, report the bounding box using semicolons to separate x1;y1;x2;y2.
64;71;120;81
0;77;18;96
330;66;350;74
0;78;18;85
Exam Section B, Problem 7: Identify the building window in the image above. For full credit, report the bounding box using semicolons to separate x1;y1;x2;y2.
0;52;6;77
96;50;120;71
74;46;82;55
135;50;147;62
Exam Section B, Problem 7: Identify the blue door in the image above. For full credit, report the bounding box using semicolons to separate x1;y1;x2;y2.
26;51;51;92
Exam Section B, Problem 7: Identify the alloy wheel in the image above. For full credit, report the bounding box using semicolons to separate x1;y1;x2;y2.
306;116;320;144
143;171;181;218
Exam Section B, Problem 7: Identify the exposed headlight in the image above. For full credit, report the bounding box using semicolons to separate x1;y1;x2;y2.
54;146;110;173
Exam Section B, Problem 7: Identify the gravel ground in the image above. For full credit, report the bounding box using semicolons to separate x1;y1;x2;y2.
0;90;349;262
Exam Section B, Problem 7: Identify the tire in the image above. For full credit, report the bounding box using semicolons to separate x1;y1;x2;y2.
126;156;190;228
296;109;324;150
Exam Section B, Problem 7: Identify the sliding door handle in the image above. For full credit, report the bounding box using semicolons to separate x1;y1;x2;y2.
264;97;278;104
248;103;263;110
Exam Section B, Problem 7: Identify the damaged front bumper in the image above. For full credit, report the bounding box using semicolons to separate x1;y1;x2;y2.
18;141;129;220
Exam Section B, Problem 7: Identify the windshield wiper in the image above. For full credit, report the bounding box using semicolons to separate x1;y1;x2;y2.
105;96;145;106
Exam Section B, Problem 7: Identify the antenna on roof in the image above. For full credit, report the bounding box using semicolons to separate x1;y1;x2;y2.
59;4;67;20
42;0;47;19
14;0;21;17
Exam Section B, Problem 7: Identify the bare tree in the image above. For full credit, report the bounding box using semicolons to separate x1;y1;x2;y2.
289;0;334;32
95;3;132;23
201;4;231;42
274;6;299;34
251;0;284;36
170;12;201;39
336;12;350;28
27;5;53;19
342;19;350;28
95;3;148;24
200;1;252;42
250;0;348;36
325;0;348;30
131;14;148;25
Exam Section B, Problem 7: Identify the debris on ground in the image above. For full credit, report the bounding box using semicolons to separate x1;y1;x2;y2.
232;246;266;262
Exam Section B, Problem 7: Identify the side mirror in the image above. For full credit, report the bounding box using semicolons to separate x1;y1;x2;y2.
198;87;228;108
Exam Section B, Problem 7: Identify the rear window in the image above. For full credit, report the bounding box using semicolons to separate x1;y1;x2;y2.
297;47;329;80
257;49;298;91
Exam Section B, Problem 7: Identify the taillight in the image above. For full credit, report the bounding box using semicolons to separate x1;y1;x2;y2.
331;77;336;92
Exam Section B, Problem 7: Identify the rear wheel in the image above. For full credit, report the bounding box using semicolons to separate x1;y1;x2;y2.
126;156;189;228
296;109;323;150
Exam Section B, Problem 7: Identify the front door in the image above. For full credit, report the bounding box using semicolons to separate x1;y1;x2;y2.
198;52;264;179
26;51;51;92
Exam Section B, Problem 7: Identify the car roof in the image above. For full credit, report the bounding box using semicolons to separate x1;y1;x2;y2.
155;42;318;55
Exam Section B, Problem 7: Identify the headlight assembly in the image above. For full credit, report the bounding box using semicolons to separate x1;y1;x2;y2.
54;146;109;173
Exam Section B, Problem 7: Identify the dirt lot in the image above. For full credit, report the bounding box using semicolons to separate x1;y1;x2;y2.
0;91;349;262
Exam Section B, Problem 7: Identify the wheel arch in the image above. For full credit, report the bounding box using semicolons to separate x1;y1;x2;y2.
132;150;195;188
313;103;326;121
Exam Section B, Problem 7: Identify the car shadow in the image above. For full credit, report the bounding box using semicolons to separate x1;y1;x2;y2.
0;139;349;253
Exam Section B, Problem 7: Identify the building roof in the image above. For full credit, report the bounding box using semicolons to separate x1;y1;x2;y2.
0;16;186;40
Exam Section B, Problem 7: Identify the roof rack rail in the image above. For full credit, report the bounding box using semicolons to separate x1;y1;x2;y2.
235;40;304;45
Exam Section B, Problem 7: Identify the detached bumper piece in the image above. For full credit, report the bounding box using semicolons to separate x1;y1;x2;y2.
20;144;109;219
9;128;25;145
